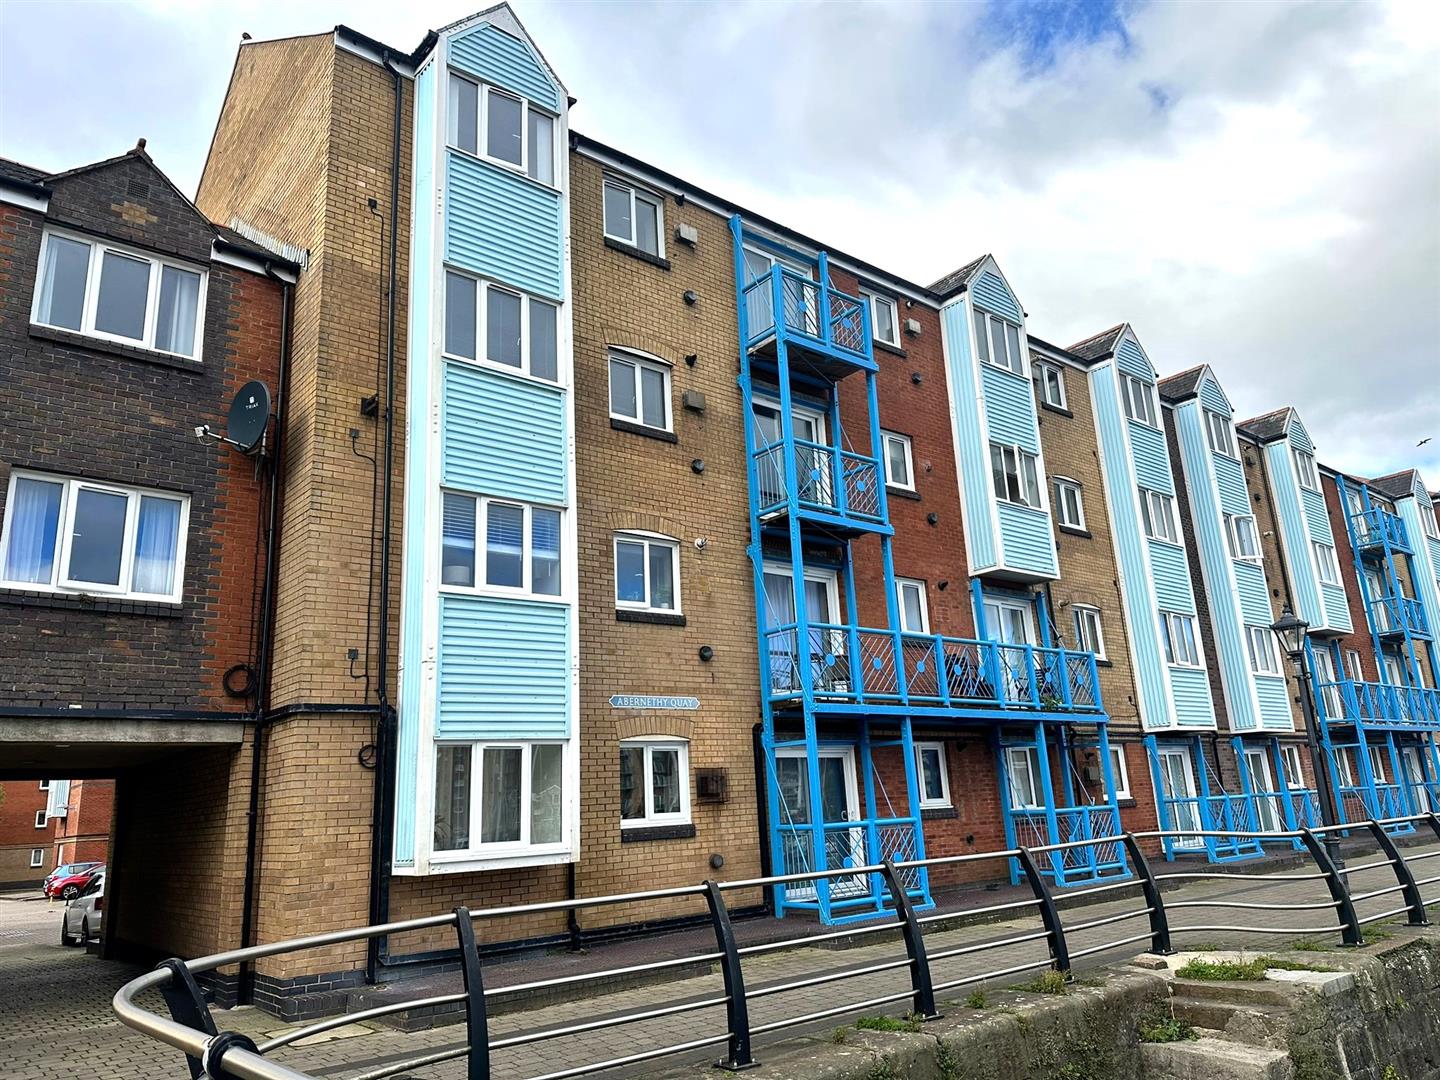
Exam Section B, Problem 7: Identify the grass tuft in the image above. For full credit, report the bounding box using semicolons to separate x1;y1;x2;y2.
1177;955;1334;981
1017;970;1069;995
855;1014;922;1034
1138;1013;1200;1044
965;988;988;1009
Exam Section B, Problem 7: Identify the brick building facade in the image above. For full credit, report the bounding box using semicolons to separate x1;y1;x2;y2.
0;781;51;886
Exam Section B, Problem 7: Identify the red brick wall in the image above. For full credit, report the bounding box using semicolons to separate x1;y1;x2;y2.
0;781;51;884
1319;471;1382;682
53;779;115;866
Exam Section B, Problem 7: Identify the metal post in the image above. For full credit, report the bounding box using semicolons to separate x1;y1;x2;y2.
1298;829;1362;946
155;958;217;1080
453;907;490;1080
1365;821;1428;926
1016;847;1071;974
1296;639;1346;868
704;881;756;1070
880;859;940;1020
1120;834;1172;955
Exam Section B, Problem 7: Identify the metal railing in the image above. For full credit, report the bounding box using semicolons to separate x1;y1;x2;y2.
1369;594;1429;638
742;265;870;359
752;439;884;522
1317;677;1440;728
115;814;1440;1080
1350;506;1410;552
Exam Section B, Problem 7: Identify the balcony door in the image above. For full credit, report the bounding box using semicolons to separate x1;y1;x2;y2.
1157;747;1204;850
752;397;829;511
1312;647;1345;719
1401;747;1430;812
763;564;843;695
743;245;817;339
1244;748;1283;832
775;747;866;902
984;596;1038;702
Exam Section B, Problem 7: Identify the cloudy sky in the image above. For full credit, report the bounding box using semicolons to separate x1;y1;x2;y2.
2;0;1436;485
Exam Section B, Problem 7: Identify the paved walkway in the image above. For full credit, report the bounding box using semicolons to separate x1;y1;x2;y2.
3;839;1436;1080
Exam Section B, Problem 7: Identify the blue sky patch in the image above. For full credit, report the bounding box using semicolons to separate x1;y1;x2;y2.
986;0;1135;69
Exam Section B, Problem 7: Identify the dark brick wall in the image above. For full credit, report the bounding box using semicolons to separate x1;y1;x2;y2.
0;152;284;713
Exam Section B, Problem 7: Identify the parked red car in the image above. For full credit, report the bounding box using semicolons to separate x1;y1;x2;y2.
43;862;103;900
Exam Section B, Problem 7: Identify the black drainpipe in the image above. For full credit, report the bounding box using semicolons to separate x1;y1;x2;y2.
366;56;404;984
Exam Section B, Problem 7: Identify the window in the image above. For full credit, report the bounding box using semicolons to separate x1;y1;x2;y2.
1247;625;1282;676
914;742;950;808
1224;513;1260;561
1367;746;1388;784
881;431;914;491
1423;507;1440;541
1160;611;1201;667
1345;649;1364;682
896;578;929;634
990;443;1042;509
1204;409;1236;457
1032;360;1066;409
1072;605;1106;659
1293;449;1319;492
1121;374;1159;427
440;494;562;597
971;308;1025;375
1;472;188;601
34;810;47;829
1336;750;1356;788
443;272;559;383
1005;746;1042;809
29;848;44;868
614;533;679;613
620;738;691;827
608;349;671;431
1281;745;1306;788
433;742;566;853
603;177;664;256
863;291;899;347
1313;541;1341;586
447;73;555;184
1139;488;1179;544
1108;746;1131;800
33;230;205;358
1052;477;1085;530
38;780;50;791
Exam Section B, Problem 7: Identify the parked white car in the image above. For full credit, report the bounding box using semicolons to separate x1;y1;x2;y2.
60;871;103;947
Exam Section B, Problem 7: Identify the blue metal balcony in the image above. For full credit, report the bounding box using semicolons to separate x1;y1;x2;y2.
1317;677;1440;730
1369;594;1430;639
741;264;876;377
753;437;889;536
1350;506;1411;554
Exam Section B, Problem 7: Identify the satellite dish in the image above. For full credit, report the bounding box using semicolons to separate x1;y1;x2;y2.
226;380;272;454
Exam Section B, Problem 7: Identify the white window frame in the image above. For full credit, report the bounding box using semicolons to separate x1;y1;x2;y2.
613;532;681;614
442;270;562;385
1139;487;1179;545
1336;750;1356;788
1422;506;1440;541
972;308;1026;376
913;742;951;809
38;780;50;791
1345;649;1364;682
1224;513;1261;561
1312;541;1341;586
602;176;666;257
1032;359;1067;409
619;737;692;828
895;577;930;634
34;809;47;829
432;741;570;860
1293;449;1319;492
0;470;190;603
1052;477;1085;531
1367;745;1388;784
31;227;208;360
446;72;557;187
439;493;564;600
29;848;45;868
1108;745;1132;800
608;348;673;432
990;442;1043;509
1121;374;1159;427
862;291;900;347
1160;611;1202;668
1204;409;1237;457
1072;604;1107;660
1004;746;1043;809
880;430;915;492
1281;745;1306;788
1247;625;1282;676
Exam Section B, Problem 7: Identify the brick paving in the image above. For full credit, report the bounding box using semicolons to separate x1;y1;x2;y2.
2;839;1435;1080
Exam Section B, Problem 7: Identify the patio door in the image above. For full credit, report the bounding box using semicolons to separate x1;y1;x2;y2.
775;747;866;901
1244;748;1283;832
984;596;1038;703
1158;747;1204;850
752;397;829;510
763;565;844;695
743;245;817;338
1401;747;1430;813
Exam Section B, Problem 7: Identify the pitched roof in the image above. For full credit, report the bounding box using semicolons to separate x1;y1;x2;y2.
1067;325;1126;362
1158;365;1206;403
1367;469;1422;500
1236;407;1293;443
0;157;50;186
927;255;988;299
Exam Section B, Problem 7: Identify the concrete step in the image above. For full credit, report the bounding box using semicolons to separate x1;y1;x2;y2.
1172;979;1292;1007
1142;1033;1294;1079
1170;996;1289;1048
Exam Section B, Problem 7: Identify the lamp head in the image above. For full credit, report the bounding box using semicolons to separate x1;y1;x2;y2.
1270;606;1310;660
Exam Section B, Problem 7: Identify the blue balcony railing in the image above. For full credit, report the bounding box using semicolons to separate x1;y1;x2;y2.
742;265;870;361
1009;804;1126;885
1341;783;1414;833
764;624;1102;714
1369;593;1429;638
1350;507;1410;553
1316;678;1440;728
753;438;883;523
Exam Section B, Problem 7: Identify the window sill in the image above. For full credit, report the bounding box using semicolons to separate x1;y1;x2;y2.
30;324;203;372
0;588;182;618
611;417;678;443
604;236;671;271
1095;658;1114;668
888;487;922;502
621;823;696;843
921;806;958;821
1057;525;1092;539
1039;401;1072;418
616;609;687;627
873;340;907;358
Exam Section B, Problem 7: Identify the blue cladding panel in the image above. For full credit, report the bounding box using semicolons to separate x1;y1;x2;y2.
942;300;997;571
449;23;560;110
1130;423;1174;493
1265;440;1324;627
971;270;1021;322
1170;666;1216;727
1405;504;1440;637
446;152;563;300
1150;541;1195;612
1288;417;1315;454
437;595;571;739
1301;489;1333;544
1320;584;1352;632
1255;676;1293;729
997;503;1059;577
1234;562;1271;623
443;361;567;504
1198;375;1229;415
1116;336;1152;380
1214;455;1250;516
980;365;1040;453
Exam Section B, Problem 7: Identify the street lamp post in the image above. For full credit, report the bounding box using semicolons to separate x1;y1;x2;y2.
1271;607;1345;868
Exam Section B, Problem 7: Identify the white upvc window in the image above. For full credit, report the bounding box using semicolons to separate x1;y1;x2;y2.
1072;605;1106;659
1224;513;1260;561
1005;746;1043;809
1161;611;1202;667
614;532;680;613
896;577;930;634
1247;625;1282;676
608;349;672;432
440;493;562;598
29;848;44;868
443;271;560;383
971;308;1025;375
602;177;665;257
38;780;50;791
881;431;914;491
1336;750;1356;787
619;738;691;828
1345;649;1364;682
1121;374;1159;427
863;291;899;347
990;443;1042;509
1;471;188;602
1052;477;1085;530
1422;505;1440;540
1293;449;1319;492
1313;541;1341;586
1367;745;1389;784
1204;409;1237;457
1139;487;1179;544
34;810;47;829
1281;744;1306;788
433;741;567;855
446;72;556;185
914;742;951;808
32;229;206;359
1108;745;1132;800
1032;360;1066;409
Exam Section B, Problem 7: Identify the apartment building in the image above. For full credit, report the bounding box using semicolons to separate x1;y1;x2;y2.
0;781;51;886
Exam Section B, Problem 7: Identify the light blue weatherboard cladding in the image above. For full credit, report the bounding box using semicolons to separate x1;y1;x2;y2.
446;152;563;300
1198;377;1229;416
443;361;567;505
1405;501;1440;634
1170;666;1215;727
1234;562;1271;623
1214;455;1250;516
1149;542;1195;612
449;22;561;111
998;503;1059;576
1265;439;1324;627
394;59;439;868
941;300;997;570
437;595;570;740
970;271;1021;322
981;365;1039;452
1255;676;1293;728
1130;423;1174;493
1116;336;1151;380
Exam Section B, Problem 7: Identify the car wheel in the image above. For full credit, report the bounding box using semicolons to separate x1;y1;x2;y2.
81;918;91;943
60;920;78;947
61;885;79;900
